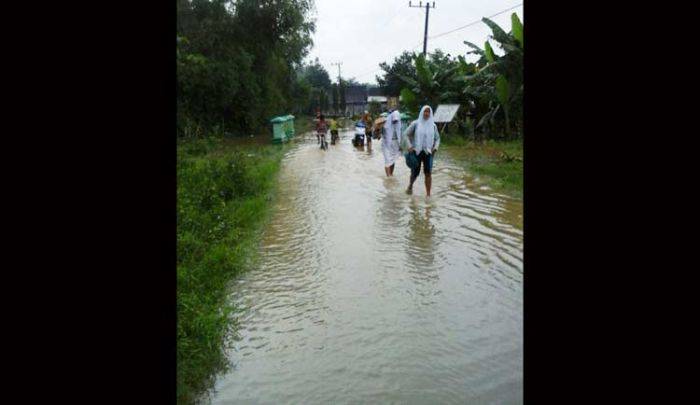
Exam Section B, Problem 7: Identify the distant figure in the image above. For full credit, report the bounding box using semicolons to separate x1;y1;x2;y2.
362;111;373;143
382;110;402;177
329;118;339;144
316;114;328;147
402;105;441;197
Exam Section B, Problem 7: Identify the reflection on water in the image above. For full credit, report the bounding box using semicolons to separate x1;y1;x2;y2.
210;129;523;404
406;200;437;284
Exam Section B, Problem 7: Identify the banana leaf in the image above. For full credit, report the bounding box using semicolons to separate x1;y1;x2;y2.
495;75;510;108
482;17;511;46
511;13;524;47
484;41;496;62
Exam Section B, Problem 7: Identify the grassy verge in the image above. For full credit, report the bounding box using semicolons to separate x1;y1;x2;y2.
294;115;315;134
441;135;523;198
177;137;285;404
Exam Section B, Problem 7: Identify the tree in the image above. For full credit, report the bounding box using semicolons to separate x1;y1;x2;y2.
295;58;333;114
319;88;329;113
460;13;523;138
368;100;381;117
331;83;339;114
400;88;419;117
397;53;460;109
339;80;346;115
303;58;332;89
376;51;418;97
176;0;317;137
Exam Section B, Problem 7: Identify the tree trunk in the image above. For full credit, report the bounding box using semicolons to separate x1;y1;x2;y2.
504;107;510;139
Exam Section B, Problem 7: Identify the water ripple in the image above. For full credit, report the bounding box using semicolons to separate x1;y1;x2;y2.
210;130;523;404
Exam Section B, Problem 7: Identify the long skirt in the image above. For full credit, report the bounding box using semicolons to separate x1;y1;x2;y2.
382;139;401;167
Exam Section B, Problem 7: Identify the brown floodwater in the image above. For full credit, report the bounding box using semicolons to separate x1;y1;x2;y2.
208;129;523;404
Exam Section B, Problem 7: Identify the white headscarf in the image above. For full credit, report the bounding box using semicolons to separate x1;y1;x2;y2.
414;105;436;153
383;110;402;145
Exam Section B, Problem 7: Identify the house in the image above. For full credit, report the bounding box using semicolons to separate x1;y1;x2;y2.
344;85;368;116
367;86;389;111
367;96;388;107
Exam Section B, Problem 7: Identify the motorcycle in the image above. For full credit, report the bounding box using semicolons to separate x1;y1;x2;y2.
352;122;365;147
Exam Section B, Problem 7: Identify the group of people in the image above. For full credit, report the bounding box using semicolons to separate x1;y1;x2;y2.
315;115;338;146
315;105;440;197
379;105;441;197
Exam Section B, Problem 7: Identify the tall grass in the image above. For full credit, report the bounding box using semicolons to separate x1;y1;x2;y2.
441;135;523;198
177;138;285;403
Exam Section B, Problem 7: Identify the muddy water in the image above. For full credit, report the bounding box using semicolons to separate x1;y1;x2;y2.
209;129;523;404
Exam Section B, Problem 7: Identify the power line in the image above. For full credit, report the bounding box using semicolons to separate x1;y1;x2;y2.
384;4;412;28
350;3;521;81
428;3;522;40
352;42;419;79
319;3;423;80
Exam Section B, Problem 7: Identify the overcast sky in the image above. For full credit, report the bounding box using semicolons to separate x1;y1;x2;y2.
305;0;523;85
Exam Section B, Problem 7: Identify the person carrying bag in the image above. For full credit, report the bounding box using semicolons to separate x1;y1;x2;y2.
401;105;441;197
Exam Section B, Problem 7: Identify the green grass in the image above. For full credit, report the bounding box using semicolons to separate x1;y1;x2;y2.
177;137;285;404
293;115;315;134
441;135;523;198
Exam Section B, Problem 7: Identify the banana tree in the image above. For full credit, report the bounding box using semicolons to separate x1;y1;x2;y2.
458;13;523;138
397;53;460;110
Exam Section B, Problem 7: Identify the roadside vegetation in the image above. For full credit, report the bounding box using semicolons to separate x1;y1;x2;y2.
177;1;317;401
441;136;522;198
378;13;524;142
177;138;285;403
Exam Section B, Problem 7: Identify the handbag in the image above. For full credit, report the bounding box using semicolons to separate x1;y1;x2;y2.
405;150;419;170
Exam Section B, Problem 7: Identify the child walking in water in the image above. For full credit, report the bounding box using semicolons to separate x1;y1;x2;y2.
402;105;440;197
329;118;339;144
316;114;328;149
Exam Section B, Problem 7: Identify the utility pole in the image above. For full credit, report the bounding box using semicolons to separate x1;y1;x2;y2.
408;1;436;56
331;62;343;116
330;61;343;85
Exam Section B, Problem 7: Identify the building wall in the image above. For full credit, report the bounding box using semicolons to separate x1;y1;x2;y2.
345;103;368;117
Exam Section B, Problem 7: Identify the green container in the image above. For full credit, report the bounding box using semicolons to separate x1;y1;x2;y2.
270;116;289;143
270;114;296;143
284;115;295;137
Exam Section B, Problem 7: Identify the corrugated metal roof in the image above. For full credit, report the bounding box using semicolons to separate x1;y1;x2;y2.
368;96;388;102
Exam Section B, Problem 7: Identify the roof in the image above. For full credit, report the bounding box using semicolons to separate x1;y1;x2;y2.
367;96;388;103
367;86;384;97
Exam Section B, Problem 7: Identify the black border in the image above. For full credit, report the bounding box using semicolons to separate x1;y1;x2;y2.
17;0;666;402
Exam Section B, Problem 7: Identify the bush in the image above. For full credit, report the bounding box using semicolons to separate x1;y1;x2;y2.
177;139;284;403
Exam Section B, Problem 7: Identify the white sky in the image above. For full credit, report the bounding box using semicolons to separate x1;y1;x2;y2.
306;0;523;85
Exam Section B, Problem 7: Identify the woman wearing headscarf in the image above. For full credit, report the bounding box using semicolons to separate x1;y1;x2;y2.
401;105;441;196
382;110;402;177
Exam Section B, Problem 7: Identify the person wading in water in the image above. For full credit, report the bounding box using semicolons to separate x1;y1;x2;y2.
316;114;328;149
402;105;441;197
382;110;402;177
362;111;373;145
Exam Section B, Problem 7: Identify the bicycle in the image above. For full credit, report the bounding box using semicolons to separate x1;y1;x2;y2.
319;131;328;150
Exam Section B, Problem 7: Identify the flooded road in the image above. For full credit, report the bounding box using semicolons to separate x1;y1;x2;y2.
210;129;523;404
